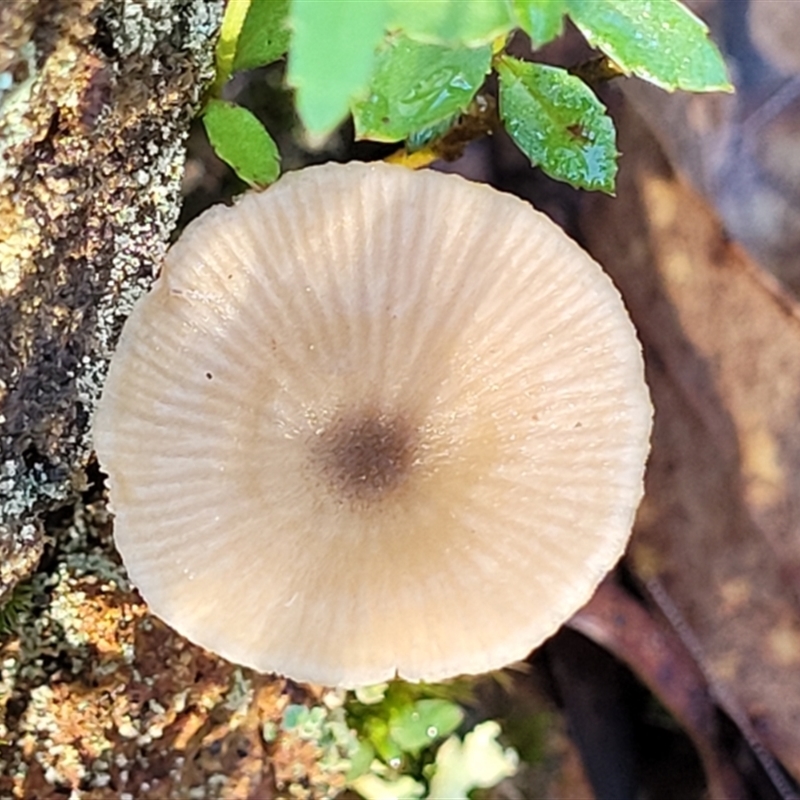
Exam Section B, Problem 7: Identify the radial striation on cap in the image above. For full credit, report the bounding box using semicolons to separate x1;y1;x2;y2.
93;161;652;688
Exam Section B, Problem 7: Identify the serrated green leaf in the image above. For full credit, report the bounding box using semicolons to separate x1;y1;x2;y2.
497;56;617;193
389;699;464;755
566;0;733;93
352;35;491;142
406;114;458;152
388;0;514;45
510;0;566;48
203;99;280;187
233;0;291;72
287;0;390;138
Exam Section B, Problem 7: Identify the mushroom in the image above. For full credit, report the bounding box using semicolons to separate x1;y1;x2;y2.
93;161;651;688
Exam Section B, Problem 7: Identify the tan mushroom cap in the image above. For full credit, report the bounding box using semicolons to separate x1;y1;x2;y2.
93;161;652;688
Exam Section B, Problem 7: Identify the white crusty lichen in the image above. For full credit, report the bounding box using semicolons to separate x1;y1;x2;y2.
108;0;222;58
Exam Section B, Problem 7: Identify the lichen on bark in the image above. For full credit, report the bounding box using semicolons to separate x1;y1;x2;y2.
0;0;223;600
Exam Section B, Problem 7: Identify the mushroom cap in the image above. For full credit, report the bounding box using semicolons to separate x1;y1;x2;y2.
93;161;651;688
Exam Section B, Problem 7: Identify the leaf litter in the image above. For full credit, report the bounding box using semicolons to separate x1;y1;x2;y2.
578;99;800;794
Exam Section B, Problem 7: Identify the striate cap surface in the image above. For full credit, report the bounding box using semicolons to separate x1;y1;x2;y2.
93;161;652;688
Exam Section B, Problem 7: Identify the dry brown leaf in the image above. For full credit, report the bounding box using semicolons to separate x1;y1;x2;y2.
626;0;800;294
569;579;746;799
580;101;800;783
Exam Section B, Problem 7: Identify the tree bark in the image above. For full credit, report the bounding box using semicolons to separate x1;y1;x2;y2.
0;0;222;599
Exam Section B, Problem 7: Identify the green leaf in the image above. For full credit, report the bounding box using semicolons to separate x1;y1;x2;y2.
203;99;280;187
352;35;491;142
287;0;390;138
389;699;464;756
387;0;514;45
214;0;252;90
497;56;617;193
565;0;733;92
233;0;291;72
511;0;566;48
406;114;458;152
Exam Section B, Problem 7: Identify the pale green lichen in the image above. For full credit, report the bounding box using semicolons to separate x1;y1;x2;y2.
427;720;519;799
278;700;362;798
1;544;216;792
272;683;518;800
0;41;38;181
350;770;426;800
0;498;138;789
